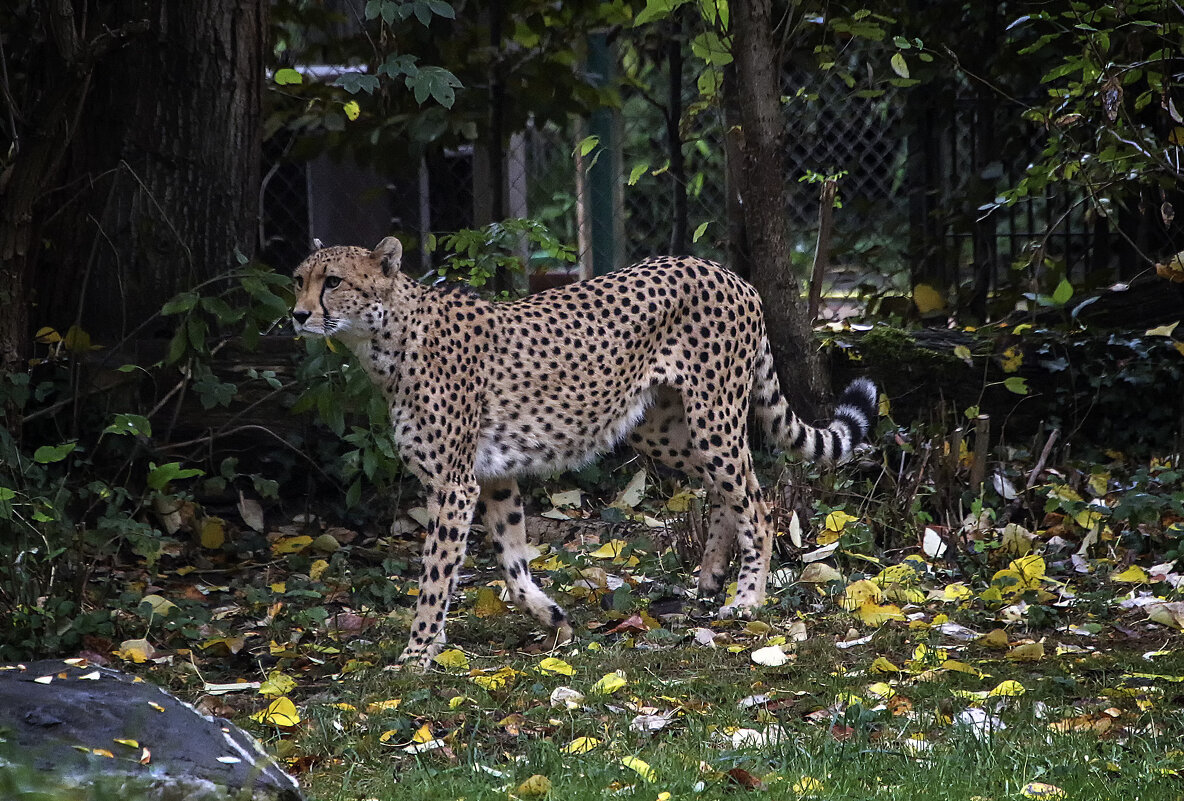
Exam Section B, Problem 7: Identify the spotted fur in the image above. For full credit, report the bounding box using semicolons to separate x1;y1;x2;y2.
292;237;877;670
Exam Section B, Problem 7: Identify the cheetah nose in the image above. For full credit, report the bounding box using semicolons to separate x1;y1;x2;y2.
292;310;311;326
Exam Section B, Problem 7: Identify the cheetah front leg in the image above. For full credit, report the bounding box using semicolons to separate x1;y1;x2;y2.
480;478;573;647
393;479;479;671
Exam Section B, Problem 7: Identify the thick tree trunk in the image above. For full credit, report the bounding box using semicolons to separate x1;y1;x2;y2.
34;0;265;342
729;0;829;415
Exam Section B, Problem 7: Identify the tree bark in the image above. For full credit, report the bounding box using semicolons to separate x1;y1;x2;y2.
729;0;829;415
33;0;266;342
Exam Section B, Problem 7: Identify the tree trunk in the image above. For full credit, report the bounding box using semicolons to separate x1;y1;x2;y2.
33;0;266;342
729;0;829;415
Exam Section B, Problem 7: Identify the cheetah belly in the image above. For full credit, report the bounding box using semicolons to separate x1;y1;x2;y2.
472;387;656;480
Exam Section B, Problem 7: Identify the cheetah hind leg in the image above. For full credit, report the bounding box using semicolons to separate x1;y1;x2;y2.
481;479;574;648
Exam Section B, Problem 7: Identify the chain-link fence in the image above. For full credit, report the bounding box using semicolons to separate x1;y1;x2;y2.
259;47;1111;304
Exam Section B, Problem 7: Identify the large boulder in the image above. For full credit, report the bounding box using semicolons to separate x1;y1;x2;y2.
0;659;302;800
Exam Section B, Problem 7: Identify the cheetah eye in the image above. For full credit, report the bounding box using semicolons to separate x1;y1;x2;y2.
324;276;343;289
294;275;304;290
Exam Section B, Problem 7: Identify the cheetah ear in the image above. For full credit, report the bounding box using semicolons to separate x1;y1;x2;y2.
371;236;403;276
311;238;324;252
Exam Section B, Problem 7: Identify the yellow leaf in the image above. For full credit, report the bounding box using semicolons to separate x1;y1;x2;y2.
912;283;945;314
35;326;62;344
840;579;883;609
537;657;575;676
823;510;858;533
517;775;553;797
411;723;433;744
563;736;601;754
1021;781;1066;799
941;660;984;678
138;594;178;617
379;729;400;743
63;325;101;353
250;696;300;727
269;582;287;594
1000;346;1023;373
366;699;401;712
90;748;115;758
942;582;972;602
1146;321;1180;338
271;535;313;555
259;671;297;698
473;586;509;618
448;695;469;709
1112;564;1150;584
113;638;154;663
870;657;901;674
854;600;905;626
1011;554;1047;583
199;517;226;549
113;738;139;748
343;100;360;121
799;563;842;583
592;671;627;694
621;755;657;783
433;649;470;670
471;666;520;691
815;528;840;546
988;679;1026;697
793;775;825;796
589;539;628;559
1146;601;1184;630
1006;641;1045;662
666;489;700;512
309;559;329;581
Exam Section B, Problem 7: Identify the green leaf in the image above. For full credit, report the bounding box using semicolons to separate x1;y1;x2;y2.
407;66;462;108
692;221;710;243
160;292;198;316
577;135;600;158
104;414;152;438
1003;376;1029;395
333;72;381;95
627;162;650;186
1051;278;1074;305
147;462;204;492
634;0;691;27
274;68;302;86
889;52;910;79
426;0;455;18
34;442;77;464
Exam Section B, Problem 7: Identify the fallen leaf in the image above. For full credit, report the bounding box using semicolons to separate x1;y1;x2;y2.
537;657;575;676
237;493;265;532
562;736;600;754
473;586;509;618
517;775;553;797
113;638;155;663
1021;782;1066;799
592;671;627;695
1006;641;1045;662
250;696;300;727
752;645;790;667
793;775;824;796
433;649;470;670
549;686;585;709
621;755;657;783
800;563;842;583
258;671;297;697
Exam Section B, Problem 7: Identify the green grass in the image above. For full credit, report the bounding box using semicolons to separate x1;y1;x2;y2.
277;617;1184;801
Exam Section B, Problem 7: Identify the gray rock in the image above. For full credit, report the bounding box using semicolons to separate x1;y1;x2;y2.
0;659;303;800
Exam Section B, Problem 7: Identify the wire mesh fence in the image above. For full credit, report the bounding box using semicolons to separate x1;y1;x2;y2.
259;47;1113;305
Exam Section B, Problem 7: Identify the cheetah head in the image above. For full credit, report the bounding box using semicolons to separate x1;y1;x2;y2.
291;236;403;340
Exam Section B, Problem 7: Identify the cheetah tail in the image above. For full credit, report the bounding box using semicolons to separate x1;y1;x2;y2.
752;345;878;462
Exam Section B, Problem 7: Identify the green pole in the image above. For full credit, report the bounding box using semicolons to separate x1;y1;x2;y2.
586;32;616;277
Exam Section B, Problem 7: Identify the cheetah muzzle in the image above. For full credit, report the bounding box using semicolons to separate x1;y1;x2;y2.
292;236;878;671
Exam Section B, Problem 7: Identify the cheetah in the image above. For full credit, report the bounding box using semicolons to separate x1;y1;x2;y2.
292;237;877;670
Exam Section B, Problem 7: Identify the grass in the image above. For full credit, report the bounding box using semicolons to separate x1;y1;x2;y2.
274;603;1184;801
